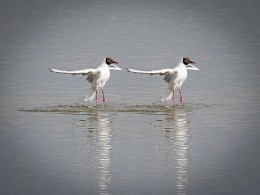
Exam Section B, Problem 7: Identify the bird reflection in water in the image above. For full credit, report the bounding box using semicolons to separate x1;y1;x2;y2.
86;111;112;195
164;109;190;195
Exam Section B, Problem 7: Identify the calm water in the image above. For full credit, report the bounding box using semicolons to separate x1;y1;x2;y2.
1;0;260;195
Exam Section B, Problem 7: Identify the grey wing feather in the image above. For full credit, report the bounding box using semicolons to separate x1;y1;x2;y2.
49;68;98;75
49;68;99;83
86;71;100;83
127;68;176;82
163;71;177;83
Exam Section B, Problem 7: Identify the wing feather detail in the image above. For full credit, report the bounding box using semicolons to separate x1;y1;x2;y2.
49;68;99;83
127;68;174;75
49;68;98;75
127;68;176;83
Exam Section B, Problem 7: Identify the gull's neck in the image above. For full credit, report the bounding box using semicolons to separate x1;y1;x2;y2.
176;58;185;68
99;58;109;68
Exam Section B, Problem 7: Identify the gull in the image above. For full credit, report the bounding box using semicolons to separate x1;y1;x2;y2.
49;57;121;103
127;57;199;104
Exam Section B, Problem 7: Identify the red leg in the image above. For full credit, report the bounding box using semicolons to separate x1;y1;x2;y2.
102;88;106;102
95;90;98;104
179;89;183;102
172;90;176;105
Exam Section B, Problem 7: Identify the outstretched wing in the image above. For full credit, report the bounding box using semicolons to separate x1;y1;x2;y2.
49;68;99;83
186;64;199;70
109;64;122;70
127;68;176;83
127;68;173;75
49;68;98;75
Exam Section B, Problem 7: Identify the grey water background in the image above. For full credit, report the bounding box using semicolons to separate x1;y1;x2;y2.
0;0;260;194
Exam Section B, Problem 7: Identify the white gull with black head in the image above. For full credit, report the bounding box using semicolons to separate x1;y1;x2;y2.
49;57;121;103
127;57;199;104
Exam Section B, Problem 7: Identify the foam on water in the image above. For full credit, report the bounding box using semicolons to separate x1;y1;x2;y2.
19;102;213;114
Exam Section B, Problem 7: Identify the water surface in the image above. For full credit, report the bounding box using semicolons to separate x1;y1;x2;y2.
0;0;259;195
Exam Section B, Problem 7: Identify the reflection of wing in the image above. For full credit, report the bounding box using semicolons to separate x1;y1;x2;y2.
127;68;177;83
49;68;99;83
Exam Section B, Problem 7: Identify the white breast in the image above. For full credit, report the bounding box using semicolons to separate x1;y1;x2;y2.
170;65;187;89
96;65;111;88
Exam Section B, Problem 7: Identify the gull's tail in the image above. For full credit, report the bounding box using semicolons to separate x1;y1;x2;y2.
161;88;173;102
84;87;96;102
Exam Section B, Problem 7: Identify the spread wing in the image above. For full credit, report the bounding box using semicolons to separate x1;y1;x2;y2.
49;68;99;83
109;64;122;70
186;64;199;70
127;68;177;83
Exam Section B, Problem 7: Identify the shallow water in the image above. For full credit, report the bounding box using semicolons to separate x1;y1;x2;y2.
1;0;260;195
20;102;212;113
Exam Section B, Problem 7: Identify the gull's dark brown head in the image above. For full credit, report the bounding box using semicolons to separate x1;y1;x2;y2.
106;57;118;65
183;57;195;65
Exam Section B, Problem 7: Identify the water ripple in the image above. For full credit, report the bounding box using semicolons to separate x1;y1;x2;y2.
19;102;213;114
